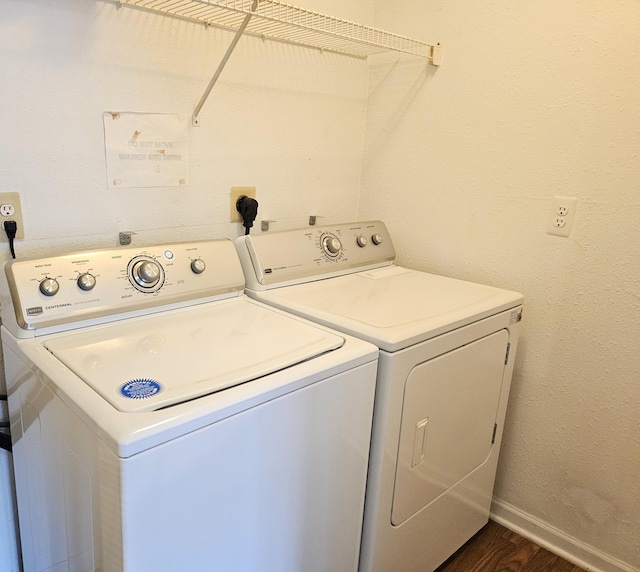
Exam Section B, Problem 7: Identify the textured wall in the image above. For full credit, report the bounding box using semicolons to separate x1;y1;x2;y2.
0;0;372;258
362;1;640;570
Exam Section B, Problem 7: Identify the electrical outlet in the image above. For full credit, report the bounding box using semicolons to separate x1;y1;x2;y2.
0;192;25;240
547;196;577;238
230;187;256;222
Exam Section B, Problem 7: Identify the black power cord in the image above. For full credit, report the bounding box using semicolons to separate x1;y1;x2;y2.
0;238;13;448
236;195;259;235
3;220;17;259
0;431;11;453
0;393;10;453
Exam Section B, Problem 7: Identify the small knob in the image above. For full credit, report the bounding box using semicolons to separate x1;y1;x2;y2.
323;236;342;256
191;259;206;274
371;233;384;245
133;260;161;288
39;277;59;297
356;235;368;248
77;273;96;291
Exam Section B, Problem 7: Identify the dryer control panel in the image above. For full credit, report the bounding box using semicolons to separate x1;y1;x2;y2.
236;220;396;289
5;240;245;337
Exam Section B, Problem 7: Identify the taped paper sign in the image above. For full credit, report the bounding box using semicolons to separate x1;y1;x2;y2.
103;112;189;188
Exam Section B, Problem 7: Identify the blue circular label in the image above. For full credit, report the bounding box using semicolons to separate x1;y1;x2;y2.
120;378;162;400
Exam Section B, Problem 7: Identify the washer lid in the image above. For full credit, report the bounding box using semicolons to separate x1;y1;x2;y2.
43;298;344;413
255;266;523;352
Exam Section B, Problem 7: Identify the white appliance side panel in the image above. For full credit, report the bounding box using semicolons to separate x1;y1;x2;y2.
0;449;19;572
4;344;123;572
391;329;509;525
120;362;377;572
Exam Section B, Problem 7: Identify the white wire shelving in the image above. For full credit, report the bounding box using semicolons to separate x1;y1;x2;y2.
116;0;442;124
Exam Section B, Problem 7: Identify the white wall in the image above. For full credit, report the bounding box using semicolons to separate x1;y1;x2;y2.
363;1;640;571
0;0;373;258
0;0;373;569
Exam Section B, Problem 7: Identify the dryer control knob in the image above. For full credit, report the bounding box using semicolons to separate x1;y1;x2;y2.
191;259;206;274
322;236;342;256
39;277;59;297
371;233;384;245
77;273;96;291
133;260;161;288
356;235;368;247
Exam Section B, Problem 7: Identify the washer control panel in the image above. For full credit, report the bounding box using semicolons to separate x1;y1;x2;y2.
237;220;396;288
5;239;244;337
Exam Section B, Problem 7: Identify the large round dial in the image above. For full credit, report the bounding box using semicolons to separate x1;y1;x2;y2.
321;234;342;258
39;277;59;297
128;256;165;292
133;260;161;287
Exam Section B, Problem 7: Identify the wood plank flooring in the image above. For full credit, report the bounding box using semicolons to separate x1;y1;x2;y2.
435;520;586;572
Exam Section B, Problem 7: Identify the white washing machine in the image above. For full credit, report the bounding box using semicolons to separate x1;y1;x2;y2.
235;221;524;572
1;238;378;572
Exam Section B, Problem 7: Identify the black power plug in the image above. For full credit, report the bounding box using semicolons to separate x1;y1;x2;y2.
236;195;259;235
3;220;17;259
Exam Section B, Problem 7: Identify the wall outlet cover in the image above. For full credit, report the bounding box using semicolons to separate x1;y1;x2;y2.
547;196;577;238
0;192;25;240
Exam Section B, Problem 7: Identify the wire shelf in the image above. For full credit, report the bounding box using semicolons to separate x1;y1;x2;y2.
118;0;436;59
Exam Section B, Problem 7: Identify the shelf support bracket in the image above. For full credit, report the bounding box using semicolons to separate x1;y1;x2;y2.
430;42;443;66
192;0;259;126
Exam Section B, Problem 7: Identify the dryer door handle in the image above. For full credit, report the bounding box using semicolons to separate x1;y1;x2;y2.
412;418;429;467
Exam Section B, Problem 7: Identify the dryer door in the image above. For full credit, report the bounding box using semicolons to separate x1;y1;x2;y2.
391;329;509;525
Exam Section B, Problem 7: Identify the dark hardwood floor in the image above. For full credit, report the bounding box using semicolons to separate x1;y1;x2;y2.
435;520;586;572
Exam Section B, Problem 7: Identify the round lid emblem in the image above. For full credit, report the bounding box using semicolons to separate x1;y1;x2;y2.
120;378;162;399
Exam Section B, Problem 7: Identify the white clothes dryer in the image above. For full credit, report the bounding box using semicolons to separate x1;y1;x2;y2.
1;239;378;572
236;221;524;572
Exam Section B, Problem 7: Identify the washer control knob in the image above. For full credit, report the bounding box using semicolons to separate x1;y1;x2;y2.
39;277;59;297
133;260;161;288
356;235;368;248
371;233;384;245
191;259;206;274
77;273;96;291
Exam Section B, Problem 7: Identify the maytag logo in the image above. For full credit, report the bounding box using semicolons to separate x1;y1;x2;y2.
26;307;43;316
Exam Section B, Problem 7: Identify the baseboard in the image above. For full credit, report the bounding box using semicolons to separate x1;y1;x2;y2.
490;498;638;572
